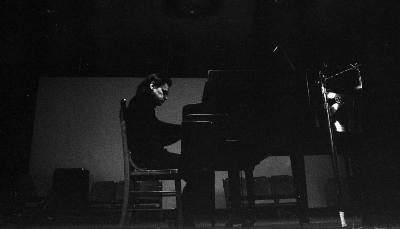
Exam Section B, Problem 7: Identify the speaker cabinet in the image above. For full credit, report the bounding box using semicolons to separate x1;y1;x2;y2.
51;168;89;210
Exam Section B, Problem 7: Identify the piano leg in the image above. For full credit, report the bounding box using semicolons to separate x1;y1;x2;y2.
209;171;216;226
225;168;256;227
225;169;243;227
228;169;241;210
244;167;256;225
290;153;310;224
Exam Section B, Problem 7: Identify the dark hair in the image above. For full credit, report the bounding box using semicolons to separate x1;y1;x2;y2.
136;73;172;96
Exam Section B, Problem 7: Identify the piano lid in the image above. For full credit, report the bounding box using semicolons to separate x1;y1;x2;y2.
198;69;309;140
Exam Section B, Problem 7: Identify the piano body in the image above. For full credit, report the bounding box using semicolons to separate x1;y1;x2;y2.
181;69;330;223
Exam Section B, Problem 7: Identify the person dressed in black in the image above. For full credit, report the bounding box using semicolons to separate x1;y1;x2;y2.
126;73;212;226
126;74;181;169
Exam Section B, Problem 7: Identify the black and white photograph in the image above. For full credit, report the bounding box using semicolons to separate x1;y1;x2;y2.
1;0;400;228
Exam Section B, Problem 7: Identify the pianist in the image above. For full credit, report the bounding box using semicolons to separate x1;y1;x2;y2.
126;73;181;169
126;73;211;226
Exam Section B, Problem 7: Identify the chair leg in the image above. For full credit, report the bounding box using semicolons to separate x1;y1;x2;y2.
119;179;130;226
274;198;282;218
175;177;183;229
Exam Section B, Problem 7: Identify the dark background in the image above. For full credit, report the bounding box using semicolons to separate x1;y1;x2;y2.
1;0;400;215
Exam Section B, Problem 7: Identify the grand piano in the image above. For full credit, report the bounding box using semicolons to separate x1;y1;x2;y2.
181;69;333;224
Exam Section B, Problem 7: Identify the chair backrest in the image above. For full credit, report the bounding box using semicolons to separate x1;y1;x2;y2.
120;99;129;155
120;99;132;178
120;98;145;172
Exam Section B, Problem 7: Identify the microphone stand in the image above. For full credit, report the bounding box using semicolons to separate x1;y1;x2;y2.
319;71;347;228
324;63;362;81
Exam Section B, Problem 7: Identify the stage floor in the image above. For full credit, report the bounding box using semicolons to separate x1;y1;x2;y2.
1;207;399;229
